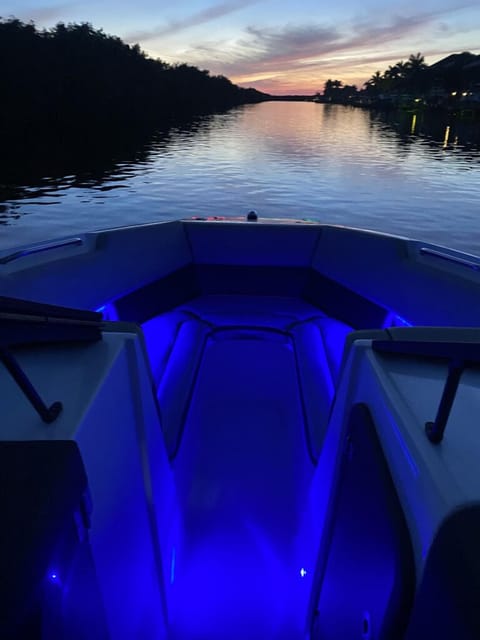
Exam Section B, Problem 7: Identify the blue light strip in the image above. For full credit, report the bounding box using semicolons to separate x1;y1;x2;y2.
170;547;176;585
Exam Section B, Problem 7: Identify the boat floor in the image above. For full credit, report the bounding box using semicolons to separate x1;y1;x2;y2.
141;295;352;639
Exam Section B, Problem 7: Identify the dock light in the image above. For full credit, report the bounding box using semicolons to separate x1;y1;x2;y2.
300;568;308;578
462;92;468;97
451;91;457;96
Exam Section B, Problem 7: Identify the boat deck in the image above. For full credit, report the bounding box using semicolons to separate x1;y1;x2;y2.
141;295;352;639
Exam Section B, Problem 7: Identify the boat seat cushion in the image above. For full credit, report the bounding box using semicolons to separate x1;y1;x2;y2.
142;312;211;455
141;296;352;459
182;294;328;329
293;317;353;457
141;310;195;387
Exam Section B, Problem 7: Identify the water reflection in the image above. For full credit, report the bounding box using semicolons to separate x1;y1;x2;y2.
367;108;480;161
443;125;451;149
0;115;219;223
1;102;479;255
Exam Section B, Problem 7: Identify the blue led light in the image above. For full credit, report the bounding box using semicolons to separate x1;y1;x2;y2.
170;547;176;585
393;314;412;327
383;311;412;328
300;568;307;578
48;571;61;585
94;303;119;321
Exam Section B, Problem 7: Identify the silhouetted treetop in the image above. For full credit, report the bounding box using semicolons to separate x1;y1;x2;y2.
0;17;269;137
361;51;480;96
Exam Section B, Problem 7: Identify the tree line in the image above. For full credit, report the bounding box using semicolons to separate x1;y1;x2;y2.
0;18;269;138
363;53;429;95
321;52;480;104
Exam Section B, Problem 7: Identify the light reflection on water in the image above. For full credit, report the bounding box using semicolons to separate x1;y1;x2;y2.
0;102;479;254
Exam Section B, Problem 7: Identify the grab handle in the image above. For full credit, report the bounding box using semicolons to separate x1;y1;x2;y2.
0;348;62;423
419;247;480;272
0;238;83;265
372;339;480;444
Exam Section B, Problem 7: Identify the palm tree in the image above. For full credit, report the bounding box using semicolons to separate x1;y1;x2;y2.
406;53;427;73
405;53;429;94
385;61;407;82
364;71;384;95
395;61;408;77
383;61;409;92
323;79;343;101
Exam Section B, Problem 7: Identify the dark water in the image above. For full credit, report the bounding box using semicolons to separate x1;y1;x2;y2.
1;102;479;254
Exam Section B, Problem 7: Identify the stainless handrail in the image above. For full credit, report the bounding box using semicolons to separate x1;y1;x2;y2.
0;238;84;265
419;246;480;271
372;338;480;444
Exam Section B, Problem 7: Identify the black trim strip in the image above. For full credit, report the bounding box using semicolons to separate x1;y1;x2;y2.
0;298;102;348
113;264;390;330
372;338;480;362
305;270;387;329
115;264;199;323
195;264;310;297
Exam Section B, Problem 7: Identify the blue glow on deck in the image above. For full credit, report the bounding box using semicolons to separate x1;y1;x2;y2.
85;291;412;637
164;332;316;639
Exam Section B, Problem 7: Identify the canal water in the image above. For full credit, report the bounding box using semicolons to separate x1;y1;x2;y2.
1;102;479;254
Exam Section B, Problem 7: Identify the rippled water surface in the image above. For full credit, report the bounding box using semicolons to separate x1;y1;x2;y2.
1;102;479;253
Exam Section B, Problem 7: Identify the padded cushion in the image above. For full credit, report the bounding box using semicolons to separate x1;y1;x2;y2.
157;319;210;456
142;311;193;387
141;296;352;459
293;317;353;457
182;294;327;330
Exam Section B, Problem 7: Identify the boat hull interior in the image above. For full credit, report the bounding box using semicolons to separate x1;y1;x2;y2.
1;219;480;639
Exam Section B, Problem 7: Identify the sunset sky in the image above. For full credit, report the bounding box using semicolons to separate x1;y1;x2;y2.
4;0;480;94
